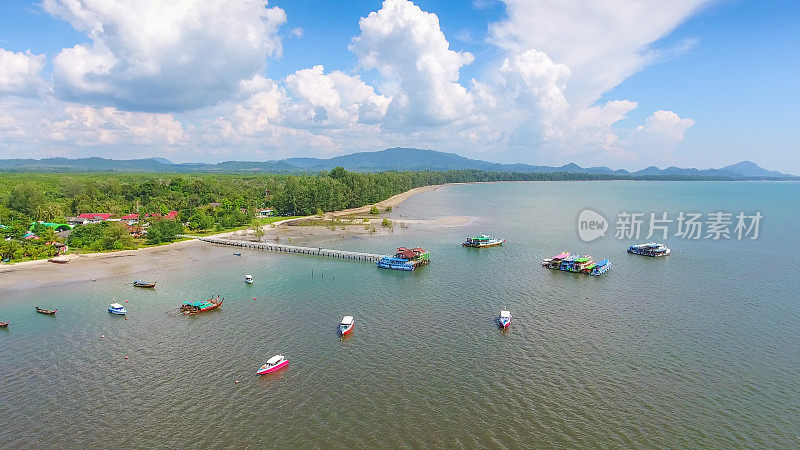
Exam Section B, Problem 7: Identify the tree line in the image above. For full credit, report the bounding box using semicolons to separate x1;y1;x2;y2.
0;167;738;261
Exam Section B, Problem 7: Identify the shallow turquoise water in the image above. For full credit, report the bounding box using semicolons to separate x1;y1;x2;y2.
1;181;798;447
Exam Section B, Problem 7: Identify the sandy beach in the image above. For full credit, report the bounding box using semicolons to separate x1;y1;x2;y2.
0;182;468;294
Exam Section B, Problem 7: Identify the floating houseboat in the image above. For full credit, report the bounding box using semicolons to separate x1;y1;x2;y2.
542;252;611;276
377;247;430;271
499;310;512;329
257;355;288;375
462;234;505;248
339;316;354;336
179;296;223;315
108;303;127;315
628;242;671;257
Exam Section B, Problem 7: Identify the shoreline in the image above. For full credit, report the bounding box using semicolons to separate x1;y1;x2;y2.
0;182;452;292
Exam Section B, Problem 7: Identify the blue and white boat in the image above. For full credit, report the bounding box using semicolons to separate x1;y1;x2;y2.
590;259;612;275
376;247;430;271
627;242;671;257
108;303;127;315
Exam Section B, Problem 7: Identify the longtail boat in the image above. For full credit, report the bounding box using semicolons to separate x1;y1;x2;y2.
35;307;57;315
0;321;9;328
133;279;156;288
180;296;223;315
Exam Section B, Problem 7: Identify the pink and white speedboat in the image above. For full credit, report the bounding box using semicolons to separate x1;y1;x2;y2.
257;354;288;375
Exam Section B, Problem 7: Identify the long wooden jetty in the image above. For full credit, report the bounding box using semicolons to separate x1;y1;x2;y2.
199;237;387;263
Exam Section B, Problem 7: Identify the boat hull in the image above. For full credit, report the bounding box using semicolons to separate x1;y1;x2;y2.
257;360;289;375
108;308;126;315
133;283;156;288
499;319;511;328
339;323;354;336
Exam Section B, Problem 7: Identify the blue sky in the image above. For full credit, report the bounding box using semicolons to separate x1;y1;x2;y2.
0;0;797;173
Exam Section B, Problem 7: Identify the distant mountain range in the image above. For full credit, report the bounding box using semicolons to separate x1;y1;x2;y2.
0;148;795;179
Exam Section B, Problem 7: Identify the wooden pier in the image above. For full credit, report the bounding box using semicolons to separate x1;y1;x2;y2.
199;237;387;263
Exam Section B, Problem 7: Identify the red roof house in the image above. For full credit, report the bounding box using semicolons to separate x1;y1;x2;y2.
77;213;111;222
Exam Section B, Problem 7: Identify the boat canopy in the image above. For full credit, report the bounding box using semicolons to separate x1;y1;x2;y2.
596;259;610;266
341;316;354;325
183;300;212;307
267;354;284;365
109;303;123;309
553;252;569;259
500;310;511;318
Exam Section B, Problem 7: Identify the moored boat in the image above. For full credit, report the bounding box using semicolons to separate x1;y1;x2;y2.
542;252;611;276
628;242;671;257
0;321;9;328
257;354;288;375
179;296;223;315
463;234;505;248
245;274;254;284
35;306;57;315
133;279;156;288
377;247;430;271
499;310;512;328
233;252;242;256
48;256;70;264
339;316;354;336
108;303;127;315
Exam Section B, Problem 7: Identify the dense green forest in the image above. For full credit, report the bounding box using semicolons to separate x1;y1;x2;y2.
0;168;738;262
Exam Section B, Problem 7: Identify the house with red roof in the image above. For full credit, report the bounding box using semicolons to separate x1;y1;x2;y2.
77;213;111;224
119;213;140;225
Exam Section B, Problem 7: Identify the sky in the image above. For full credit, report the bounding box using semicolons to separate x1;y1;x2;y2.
0;0;798;173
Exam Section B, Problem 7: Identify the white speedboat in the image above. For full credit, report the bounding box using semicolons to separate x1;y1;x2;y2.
499;310;512;328
108;303;127;315
245;275;254;284
339;316;354;336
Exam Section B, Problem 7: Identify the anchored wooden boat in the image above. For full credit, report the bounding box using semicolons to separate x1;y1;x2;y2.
0;321;9;328
35;307;57;315
133;279;156;288
179;296;223;315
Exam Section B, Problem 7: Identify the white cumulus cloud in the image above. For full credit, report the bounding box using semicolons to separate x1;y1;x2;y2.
350;0;474;125
45;105;185;146
44;0;287;112
0;49;48;97
626;109;695;165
